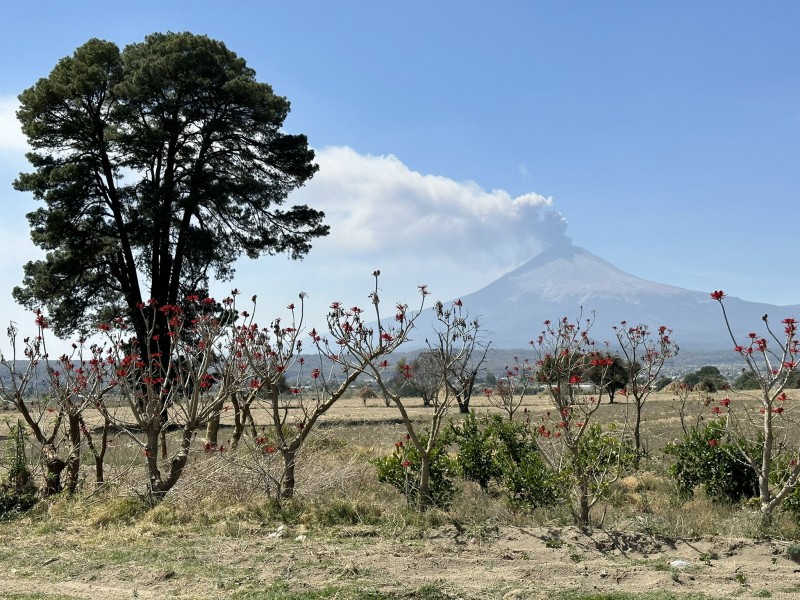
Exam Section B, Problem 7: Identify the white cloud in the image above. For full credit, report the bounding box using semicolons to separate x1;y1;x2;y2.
230;146;569;325
290;146;560;270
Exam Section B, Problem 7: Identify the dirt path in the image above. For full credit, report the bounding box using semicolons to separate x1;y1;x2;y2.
2;526;800;599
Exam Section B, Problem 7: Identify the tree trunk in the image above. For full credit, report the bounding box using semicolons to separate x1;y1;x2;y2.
41;445;65;497
281;448;297;498
230;400;256;451
228;393;242;450
65;412;81;494
146;425;195;501
88;418;109;486
417;452;432;511
633;401;643;465
576;474;591;530
206;398;223;448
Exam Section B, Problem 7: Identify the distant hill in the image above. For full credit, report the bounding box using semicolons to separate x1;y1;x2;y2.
403;240;800;353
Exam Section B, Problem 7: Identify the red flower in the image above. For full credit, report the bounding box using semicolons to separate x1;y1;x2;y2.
401;460;412;468
394;441;404;448
707;439;719;447
720;398;731;407
710;290;726;301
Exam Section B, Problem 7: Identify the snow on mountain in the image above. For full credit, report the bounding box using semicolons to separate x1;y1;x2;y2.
406;240;800;351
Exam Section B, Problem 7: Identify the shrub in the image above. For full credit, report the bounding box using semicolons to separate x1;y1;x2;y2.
500;444;564;509
447;412;562;509
653;376;673;392
373;434;456;509
446;412;504;492
664;418;758;503
0;421;37;519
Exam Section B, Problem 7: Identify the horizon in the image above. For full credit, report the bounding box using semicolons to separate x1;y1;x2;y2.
1;2;799;353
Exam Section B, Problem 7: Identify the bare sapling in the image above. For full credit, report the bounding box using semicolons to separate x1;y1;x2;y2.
614;322;678;462
484;356;535;421
531;315;623;529
242;272;423;499
445;326;490;414
711;290;800;522
100;296;248;500
45;340;117;491
369;297;480;510
0;313;115;495
233;294;308;498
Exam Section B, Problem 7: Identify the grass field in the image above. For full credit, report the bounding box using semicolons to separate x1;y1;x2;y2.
2;390;800;599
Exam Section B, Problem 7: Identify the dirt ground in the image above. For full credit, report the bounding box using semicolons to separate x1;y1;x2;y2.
3;392;800;598
2;522;800;599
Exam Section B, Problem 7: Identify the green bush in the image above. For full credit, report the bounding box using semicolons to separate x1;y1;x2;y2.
373;434;456;508
573;424;637;494
664;419;758;503
447;413;563;509
446;412;504;492
500;445;564;509
734;371;761;390
653;377;673;391
683;366;728;391
0;421;37;520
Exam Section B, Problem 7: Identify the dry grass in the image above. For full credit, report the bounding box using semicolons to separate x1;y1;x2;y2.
3;390;800;598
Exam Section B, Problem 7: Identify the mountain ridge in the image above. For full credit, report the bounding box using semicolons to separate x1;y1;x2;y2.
406;241;800;351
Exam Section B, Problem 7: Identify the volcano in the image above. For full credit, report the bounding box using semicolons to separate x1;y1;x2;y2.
409;240;800;351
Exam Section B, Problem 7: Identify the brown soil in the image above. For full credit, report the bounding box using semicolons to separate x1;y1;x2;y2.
1;524;799;599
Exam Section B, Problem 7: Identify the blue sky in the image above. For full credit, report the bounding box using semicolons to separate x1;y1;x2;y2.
1;1;799;349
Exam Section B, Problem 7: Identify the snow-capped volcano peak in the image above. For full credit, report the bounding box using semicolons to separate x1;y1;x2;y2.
407;241;800;350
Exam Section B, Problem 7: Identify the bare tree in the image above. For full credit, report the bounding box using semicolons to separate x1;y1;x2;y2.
485;356;535;421
403;352;443;407
370;299;479;510
712;290;800;523
531;315;619;529
614;322;678;462
0;315;115;495
244;273;424;498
